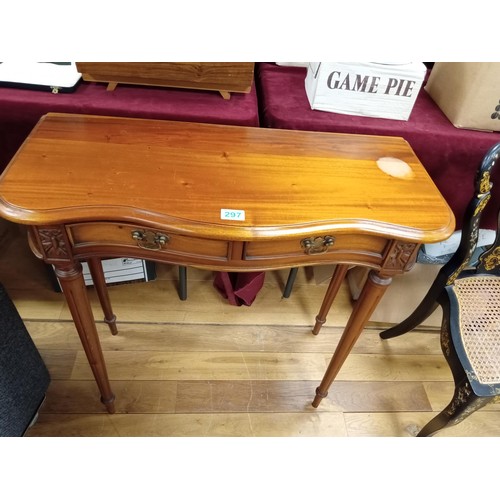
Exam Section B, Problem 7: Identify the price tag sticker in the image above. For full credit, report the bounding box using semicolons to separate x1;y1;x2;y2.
220;209;245;221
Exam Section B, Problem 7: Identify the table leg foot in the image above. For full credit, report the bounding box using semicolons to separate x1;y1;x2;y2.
104;314;118;336
312;316;326;335
101;393;116;414
312;387;328;408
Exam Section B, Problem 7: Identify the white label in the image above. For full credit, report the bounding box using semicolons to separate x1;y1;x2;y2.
220;209;245;221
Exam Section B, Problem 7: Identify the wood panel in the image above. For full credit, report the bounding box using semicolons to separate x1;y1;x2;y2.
75;62;255;96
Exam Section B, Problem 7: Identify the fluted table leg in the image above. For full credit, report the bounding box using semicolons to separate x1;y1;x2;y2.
55;261;116;413
313;270;392;407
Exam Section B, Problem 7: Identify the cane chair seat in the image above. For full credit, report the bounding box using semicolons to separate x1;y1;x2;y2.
446;274;500;394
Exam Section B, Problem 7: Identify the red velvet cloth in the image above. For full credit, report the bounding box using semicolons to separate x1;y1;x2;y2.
256;63;500;230
0;80;259;174
213;271;265;306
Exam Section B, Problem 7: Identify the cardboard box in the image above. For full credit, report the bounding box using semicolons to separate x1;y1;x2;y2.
305;62;426;120
425;62;500;131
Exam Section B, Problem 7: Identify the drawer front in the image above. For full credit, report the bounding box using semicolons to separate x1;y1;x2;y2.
243;234;388;265
68;223;230;261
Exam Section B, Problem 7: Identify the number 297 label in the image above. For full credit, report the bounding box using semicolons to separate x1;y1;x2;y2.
220;209;245;221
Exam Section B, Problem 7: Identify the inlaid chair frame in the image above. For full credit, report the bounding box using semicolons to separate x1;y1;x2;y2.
380;142;500;437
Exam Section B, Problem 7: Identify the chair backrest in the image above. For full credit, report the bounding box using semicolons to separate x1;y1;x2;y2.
439;142;500;286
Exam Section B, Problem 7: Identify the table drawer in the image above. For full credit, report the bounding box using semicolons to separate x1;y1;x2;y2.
68;223;230;261
243;234;388;264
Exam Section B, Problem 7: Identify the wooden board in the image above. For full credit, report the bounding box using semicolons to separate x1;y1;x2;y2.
75;62;254;99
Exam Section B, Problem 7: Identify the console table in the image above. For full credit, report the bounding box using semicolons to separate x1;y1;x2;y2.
0;113;454;413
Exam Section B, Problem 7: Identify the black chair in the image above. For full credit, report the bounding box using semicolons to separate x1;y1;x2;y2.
380;142;500;437
0;282;50;436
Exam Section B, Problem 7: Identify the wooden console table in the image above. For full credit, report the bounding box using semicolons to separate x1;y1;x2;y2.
0;113;454;413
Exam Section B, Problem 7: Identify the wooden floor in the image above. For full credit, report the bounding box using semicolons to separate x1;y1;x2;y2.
1;218;500;437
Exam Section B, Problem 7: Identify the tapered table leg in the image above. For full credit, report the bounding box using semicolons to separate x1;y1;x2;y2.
54;262;116;413
312;264;350;335
312;270;392;407
87;257;118;335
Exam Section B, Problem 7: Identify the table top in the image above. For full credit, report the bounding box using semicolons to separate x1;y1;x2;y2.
0;113;454;243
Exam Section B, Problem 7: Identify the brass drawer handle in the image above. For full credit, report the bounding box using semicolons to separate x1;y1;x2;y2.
301;236;335;255
131;229;170;250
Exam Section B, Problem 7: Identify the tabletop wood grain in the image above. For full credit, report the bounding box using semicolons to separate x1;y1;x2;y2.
0;113;454;242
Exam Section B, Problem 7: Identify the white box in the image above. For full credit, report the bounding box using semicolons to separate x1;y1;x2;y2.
52;258;156;291
80;258;155;286
0;62;82;93
305;62;427;120
421;229;495;257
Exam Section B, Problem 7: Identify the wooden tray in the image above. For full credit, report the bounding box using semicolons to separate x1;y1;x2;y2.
75;62;254;99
